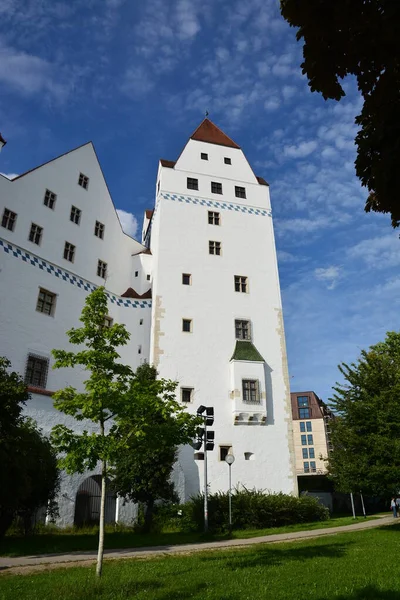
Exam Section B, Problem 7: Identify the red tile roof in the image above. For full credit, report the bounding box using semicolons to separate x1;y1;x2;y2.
0;132;6;147
145;209;154;219
190;118;240;149
160;159;176;168
256;176;269;186
121;287;152;299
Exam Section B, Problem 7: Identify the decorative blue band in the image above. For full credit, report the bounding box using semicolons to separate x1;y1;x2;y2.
0;238;152;309
160;192;271;217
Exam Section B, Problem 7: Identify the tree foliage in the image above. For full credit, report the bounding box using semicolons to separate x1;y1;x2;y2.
111;363;199;531
327;331;400;495
0;358;59;538
280;0;400;227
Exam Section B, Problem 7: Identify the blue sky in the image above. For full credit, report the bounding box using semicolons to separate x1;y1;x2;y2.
1;0;399;402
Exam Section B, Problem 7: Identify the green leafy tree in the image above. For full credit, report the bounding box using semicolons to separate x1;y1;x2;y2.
0;358;59;537
280;0;400;227
327;331;400;496
111;363;199;532
50;287;132;578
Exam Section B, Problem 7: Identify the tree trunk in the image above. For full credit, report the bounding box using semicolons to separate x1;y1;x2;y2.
143;498;155;533
96;422;106;578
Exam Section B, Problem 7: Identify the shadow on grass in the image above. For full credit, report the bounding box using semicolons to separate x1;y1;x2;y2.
317;586;400;600
200;539;350;570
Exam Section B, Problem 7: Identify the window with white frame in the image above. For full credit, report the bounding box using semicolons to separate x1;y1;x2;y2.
208;211;220;225
78;172;89;189
242;379;260;404
1;208;17;231
235;319;251;340
97;259;107;279
29;223;43;245
36;289;56;316
25;354;49;388
211;181;222;195
95;221;104;239
63;241;75;262
70;206;81;225
209;240;221;255
224;157;232;165
44;189;56;209
187;177;199;191
181;387;193;403
234;275;248;293
235;186;246;199
201;152;208;160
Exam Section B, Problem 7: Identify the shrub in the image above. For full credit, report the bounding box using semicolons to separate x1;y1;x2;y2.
184;488;329;533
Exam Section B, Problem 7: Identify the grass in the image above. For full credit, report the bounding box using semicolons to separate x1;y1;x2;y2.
0;523;399;599
0;515;376;557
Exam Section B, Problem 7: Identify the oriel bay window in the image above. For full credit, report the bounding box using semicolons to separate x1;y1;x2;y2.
242;379;260;404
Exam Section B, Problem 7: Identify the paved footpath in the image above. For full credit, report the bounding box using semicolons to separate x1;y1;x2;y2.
0;515;396;575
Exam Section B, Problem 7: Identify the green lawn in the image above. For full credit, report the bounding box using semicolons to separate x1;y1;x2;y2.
0;516;374;557
0;523;399;599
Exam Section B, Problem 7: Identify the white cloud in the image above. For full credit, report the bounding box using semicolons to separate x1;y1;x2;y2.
176;0;201;39
120;66;154;97
0;172;18;179
314;266;341;290
283;140;318;159
117;209;138;238
264;97;280;112
282;85;297;101
347;234;400;269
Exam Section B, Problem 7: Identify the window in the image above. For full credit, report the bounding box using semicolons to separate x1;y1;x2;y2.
139;318;143;325
306;421;312;432
135;271;138;277
224;157;231;165
309;448;315;459
301;435;307;446
104;316;113;328
201;153;208;160
235;186;246;199
211;181;222;194
29;223;43;245
138;345;142;354
310;461;316;472
70;206;81;225
181;387;193;403
300;422;306;433
95;221;104;239
219;446;231;461
303;462;310;473
244;452;254;461
297;396;309;407
157;180;160;193
1;208;17;231
78;172;89;189
97;260;107;279
182;273;191;285
299;408;310;419
234;275;248;293
63;241;75;262
302;448;308;459
146;274;151;281
25;354;48;388
235;319;251;340
208;211;220;225
242;379;260;404
182;318;192;332
36;289;56;316
187;177;199;191
209;241;221;255
307;434;314;445
44;189;56;209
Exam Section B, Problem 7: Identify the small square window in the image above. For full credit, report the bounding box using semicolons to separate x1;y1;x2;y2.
219;446;232;461
208;211;220;225
70;206;81;225
302;448;308;459
303;462;310;473
234;275;248;293
300;422;306;433
235;319;251;340
301;435;307;446
146;274;151;281
306;421;312;432
307;434;314;445
201;153;208;161
36;288;56;316
78;172;89;190
182;273;191;285
104;316;113;328
182;318;192;332
63;241;75;262
1;208;17;231
95;221;104;239
209;241;221;255
44;189;56;209
235;186;246;199
29;223;43;245
242;380;260;404
224;157;231;165
211;181;222;195
187;177;199;191
25;354;48;388
309;448;315;459
97;259;107;279
181;387;193;403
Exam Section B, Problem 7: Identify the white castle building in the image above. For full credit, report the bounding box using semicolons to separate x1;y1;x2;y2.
0;119;297;526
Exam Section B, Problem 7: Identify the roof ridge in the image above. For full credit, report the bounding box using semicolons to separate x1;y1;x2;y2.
190;118;240;149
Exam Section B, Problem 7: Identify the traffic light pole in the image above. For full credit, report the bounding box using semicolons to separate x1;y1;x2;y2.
203;416;208;533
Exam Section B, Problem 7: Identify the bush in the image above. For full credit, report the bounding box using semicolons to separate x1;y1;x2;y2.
184;488;329;533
